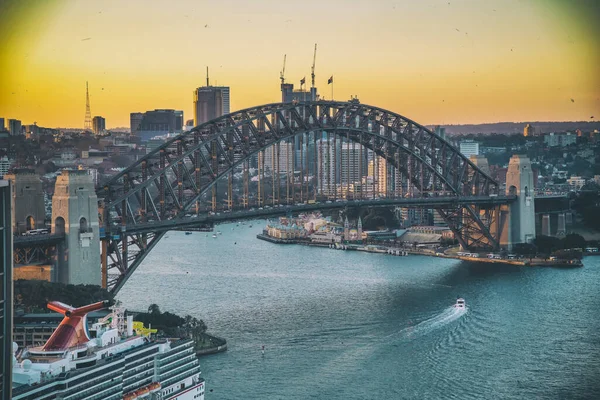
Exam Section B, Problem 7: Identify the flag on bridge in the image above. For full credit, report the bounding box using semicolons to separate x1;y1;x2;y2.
300;77;306;86
328;75;333;84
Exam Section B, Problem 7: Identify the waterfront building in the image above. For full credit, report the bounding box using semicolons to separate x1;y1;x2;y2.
343;216;363;241
92;116;106;135
309;230;339;244
1;179;13;400
265;223;304;239
459;140;480;158
130;109;183;142
7;119;22;136
11;301;205;400
193;85;229;126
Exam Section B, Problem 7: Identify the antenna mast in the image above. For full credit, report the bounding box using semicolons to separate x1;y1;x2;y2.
84;81;92;131
311;44;317;88
280;54;286;85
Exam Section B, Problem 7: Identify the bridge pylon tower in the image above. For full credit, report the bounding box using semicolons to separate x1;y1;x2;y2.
499;155;536;250
52;169;101;285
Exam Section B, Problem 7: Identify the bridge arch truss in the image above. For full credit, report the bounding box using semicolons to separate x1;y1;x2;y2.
99;101;501;293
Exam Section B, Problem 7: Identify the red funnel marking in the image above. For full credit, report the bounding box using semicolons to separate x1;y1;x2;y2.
42;300;109;351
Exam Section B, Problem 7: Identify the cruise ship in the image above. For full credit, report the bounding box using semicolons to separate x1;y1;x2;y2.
11;300;205;400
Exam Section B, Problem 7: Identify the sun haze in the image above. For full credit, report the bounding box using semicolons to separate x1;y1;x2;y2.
0;0;598;128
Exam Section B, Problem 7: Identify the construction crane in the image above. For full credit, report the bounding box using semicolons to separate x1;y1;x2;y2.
280;54;287;85
311;44;317;88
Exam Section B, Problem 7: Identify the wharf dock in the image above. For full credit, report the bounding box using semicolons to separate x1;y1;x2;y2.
256;234;584;267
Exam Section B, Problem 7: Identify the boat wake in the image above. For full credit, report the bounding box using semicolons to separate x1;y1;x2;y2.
390;306;467;340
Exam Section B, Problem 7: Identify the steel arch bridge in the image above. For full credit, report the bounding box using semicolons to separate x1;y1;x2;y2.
98;101;507;294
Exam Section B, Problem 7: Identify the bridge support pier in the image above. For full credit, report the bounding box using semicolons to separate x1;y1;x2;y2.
556;213;566;237
542;214;551;237
565;212;573;226
500;155;536;250
52;170;101;286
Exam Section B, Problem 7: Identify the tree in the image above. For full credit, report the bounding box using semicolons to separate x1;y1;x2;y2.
533;235;562;255
513;243;536;257
562;233;586;250
148;303;161;315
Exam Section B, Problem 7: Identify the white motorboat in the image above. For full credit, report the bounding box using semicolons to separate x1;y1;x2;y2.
454;298;466;309
212;234;217;238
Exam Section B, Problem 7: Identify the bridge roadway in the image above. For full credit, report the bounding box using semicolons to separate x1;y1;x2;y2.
13;233;65;247
102;195;516;237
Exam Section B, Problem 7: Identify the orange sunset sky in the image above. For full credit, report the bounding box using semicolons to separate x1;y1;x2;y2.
0;0;599;129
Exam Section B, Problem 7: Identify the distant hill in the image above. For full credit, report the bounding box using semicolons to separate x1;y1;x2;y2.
428;121;600;136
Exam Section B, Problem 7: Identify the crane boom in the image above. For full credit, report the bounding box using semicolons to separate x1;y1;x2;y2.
311;44;317;88
280;54;287;85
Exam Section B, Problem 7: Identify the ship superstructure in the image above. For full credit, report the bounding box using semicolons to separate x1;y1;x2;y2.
11;301;205;400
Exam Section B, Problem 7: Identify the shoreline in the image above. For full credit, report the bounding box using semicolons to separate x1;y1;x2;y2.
195;333;228;357
256;234;584;268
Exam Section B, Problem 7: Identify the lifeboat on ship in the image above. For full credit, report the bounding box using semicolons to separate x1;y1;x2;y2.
135;387;150;398
148;382;161;393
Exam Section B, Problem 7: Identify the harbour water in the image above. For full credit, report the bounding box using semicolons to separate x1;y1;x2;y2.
117;222;600;399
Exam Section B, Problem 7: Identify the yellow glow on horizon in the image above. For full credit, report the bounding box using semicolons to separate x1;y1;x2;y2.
0;0;598;128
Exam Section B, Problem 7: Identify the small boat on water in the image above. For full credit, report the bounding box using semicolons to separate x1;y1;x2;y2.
249;224;253;228
212;234;217;238
217;231;222;235
454;298;466;309
185;232;192;235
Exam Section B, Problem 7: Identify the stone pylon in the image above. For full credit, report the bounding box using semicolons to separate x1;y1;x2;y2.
556;213;566;237
499;155;536;250
52;169;101;285
541;214;551;237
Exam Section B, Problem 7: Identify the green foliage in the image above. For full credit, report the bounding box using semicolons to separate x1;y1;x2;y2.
134;307;208;340
531;234;587;257
562;233;586;250
533;235;563;255
13;280;113;313
512;243;536;257
134;310;185;334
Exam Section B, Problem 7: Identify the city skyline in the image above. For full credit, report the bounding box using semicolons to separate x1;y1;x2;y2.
0;0;599;129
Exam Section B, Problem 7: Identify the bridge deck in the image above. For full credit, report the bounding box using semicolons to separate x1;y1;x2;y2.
102;195;515;237
14;234;65;247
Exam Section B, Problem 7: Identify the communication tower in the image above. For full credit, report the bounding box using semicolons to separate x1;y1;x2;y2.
84;81;92;131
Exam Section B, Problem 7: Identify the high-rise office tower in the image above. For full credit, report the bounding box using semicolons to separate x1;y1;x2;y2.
0;179;13;400
92;116;106;135
193;79;230;126
340;142;362;185
317;139;336;195
523;123;535;137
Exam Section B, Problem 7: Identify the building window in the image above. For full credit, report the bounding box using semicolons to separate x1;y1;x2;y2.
80;217;88;233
